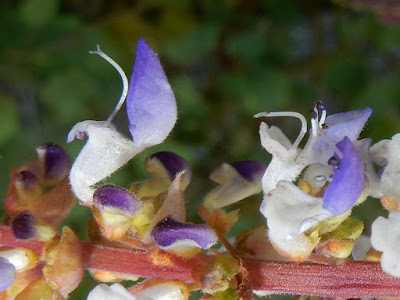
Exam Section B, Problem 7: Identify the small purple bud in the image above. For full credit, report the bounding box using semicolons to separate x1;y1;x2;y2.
11;211;37;239
322;137;364;215
36;143;70;181
147;151;190;180
230;160;266;182
14;171;38;190
93;185;140;214
0;257;16;291
151;216;218;249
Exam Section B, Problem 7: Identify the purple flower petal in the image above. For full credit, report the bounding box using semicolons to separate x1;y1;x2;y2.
93;185;140;214
151;216;217;249
126;38;177;146
0;257;16;291
36;143;70;181
11;211;37;239
146;151;190;181
322;137;364;215
312;107;372;163
230;160;266;182
324;107;372;143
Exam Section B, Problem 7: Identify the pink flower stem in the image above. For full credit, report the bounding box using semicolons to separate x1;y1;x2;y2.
1;225;399;298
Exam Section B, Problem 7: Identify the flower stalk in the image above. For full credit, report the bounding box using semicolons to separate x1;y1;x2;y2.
1;225;399;298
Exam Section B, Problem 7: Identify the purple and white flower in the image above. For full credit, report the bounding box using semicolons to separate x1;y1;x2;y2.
257;104;370;258
68;38;177;204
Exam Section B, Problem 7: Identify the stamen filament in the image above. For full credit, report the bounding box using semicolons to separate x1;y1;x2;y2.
89;45;129;126
319;109;327;127
254;111;307;149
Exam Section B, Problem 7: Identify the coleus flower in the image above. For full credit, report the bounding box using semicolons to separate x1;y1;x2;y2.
257;104;371;260
68;38;177;204
87;281;188;300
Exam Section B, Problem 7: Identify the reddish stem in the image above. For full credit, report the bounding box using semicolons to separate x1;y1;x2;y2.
1;225;400;298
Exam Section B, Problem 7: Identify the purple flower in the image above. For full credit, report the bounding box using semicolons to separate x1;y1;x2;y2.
204;160;266;208
0;257;15;292
36;143;70;181
146;151;190;181
11;211;37;239
151;216;217;250
68;38;177;204
322;137;365;215
230;160;266;182
93;185;140;214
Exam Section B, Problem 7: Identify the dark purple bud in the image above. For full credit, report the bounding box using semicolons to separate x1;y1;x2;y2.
322;137;364;215
230;160;266;182
147;151;190;181
151;216;218;249
36;143;70;181
14;171;38;190
11;211;37;239
0;257;15;291
93;185;140;214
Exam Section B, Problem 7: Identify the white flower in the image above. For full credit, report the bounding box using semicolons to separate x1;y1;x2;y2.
371;210;400;277
87;282;187;300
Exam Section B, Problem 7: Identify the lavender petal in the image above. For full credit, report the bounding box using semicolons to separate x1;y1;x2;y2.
126;38;177;147
0;257;16;291
93;185;140;214
151;216;217;249
324;107;372;143
322;137;364;215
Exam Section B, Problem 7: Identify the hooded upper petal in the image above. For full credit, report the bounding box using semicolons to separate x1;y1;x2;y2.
126;38;177;147
312;107;372;163
322;137;364;215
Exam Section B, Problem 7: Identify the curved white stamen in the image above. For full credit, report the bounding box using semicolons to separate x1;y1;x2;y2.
89;45;129;126
254;111;307;149
311;107;319;136
319;109;326;127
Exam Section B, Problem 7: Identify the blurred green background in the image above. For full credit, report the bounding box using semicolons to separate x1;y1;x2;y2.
1;0;400;298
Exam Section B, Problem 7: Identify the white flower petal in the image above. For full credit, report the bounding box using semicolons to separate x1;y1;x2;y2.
69;122;144;203
261;181;331;239
135;282;186;300
87;283;136;300
371;211;400;277
371;134;400;201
